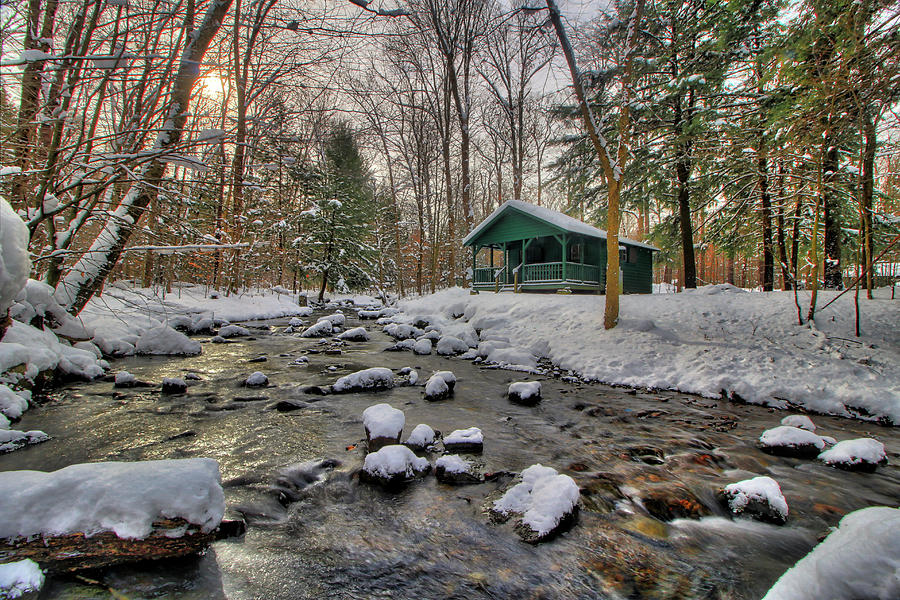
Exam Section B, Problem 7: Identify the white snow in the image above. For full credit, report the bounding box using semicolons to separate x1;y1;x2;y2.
780;415;816;432
0;458;225;539
245;371;268;386
399;287;900;424
300;320;333;338
722;476;789;521
334;367;395;393
217;324;250;338
288;317;305;327
135;325;201;355
759;426;826;451
436;454;470;474
761;506;900;600
413;338;432;355
445;427;483;445
1;320;105;381
114;371;136;385
434;370;456;386
318;312;346;327
404;424;435;447
383;323;424;340
0;559;43;598
0;429;49;454
436;335;468;355
362;402;405;438
818;438;887;468
0;385;28;420
338;326;369;341
424;374;448;397
0;199;30;316
509;381;541;400
362;445;429;479
492;464;580;536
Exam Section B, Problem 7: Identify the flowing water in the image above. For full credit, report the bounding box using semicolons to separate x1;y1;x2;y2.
2;308;898;599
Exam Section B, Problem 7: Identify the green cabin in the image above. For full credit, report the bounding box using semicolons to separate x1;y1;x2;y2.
464;200;658;294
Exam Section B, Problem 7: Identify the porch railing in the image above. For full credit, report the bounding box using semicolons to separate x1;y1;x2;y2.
473;262;599;286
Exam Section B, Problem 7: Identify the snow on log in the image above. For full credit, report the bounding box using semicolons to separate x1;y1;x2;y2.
719;476;788;525
332;367;394;394
490;464;580;544
0;459;227;572
761;506;900;600
360;444;430;488
443;427;483;453
817;438;887;472
508;381;542;406
362;402;405;451
758;426;825;459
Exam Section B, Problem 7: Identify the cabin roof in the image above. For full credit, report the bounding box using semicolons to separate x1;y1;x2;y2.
462;200;659;251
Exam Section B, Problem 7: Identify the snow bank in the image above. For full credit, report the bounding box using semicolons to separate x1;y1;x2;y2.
0;199;29;316
333;367;394;393
762;506;900;600
398;287;900;424
0;559;43;598
362;403;405;439
1;320;105;381
818;438;887;470
135;325;201;355
0;459;225;539
492;464;580;537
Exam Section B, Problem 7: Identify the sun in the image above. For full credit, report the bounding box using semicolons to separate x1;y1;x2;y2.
199;72;227;98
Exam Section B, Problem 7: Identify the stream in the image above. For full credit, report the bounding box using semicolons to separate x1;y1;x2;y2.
2;307;898;600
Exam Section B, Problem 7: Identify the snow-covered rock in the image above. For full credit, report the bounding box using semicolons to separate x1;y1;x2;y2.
1;320;106;381
720;476;789;525
383;323;424;340
761;506;900;600
299;320;333;338
444;427;483;453
0;559;43;598
0;428;49;454
0;458;225;539
360;445;430;487
419;329;441;341
818;438;888;472
134;325;201;356
424;374;450;401
404;424;436;450
434;370;456;391
490;464;580;544
435;454;483;485
758;426;825;459
780;415;816;432
113;371;149;389
0;199;29;317
288;317;305;327
338;327;369;342
244;371;268;387
218;324;250;338
161;377;187;394
508;381;542;405
413;338;432;355
0;385;28;420
384;339;416;352
436;335;468;355
362;403;405;451
318;312;346;327
333;367;394;394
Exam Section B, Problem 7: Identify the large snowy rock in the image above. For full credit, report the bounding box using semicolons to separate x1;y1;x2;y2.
1;320;106;381
218;324;250;338
362;403;405;451
244;371;268;387
332;367;395;394
0;459;225;540
435;454;483;485
719;476;788;525
508;381;542;406
761;506;900;600
0;559;44;598
817;438;887;472
424;372;456;401
318;312;346;327
490;464;580;544
412;338;432;355
0;199;29;317
299;320;333;338
444;427;483;453
338;326;369;342
436;335;468;355
383;323;424;340
758;426;825;459
360;444;430;488
0;428;50;454
134;325;201;356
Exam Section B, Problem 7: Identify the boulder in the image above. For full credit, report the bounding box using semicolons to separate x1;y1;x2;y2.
300;320;333;338
758;426;825;459
435;454;484;485
403;424;436;451
718;475;788;525
780;415;816;432
818;438;888;473
412;338;432;355
217;324;250;338
508;381;541;406
161;377;187;394
360;445;430;488
424;374;450;401
640;484;710;521
113;371;151;389
338;327;369;342
363;403;405;451
436;335;468;355
243;371;268;387
443;427;483;454
332;367;394;394
489;464;580;544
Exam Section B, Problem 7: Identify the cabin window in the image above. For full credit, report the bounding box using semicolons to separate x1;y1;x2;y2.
620;246;639;264
568;241;583;263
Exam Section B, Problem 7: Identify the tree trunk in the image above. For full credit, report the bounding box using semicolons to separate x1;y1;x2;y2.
861;109;876;299
758;151;774;291
822;145;842;289
55;0;235;314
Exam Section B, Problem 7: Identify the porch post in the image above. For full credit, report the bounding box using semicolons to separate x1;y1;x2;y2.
471;245;477;290
561;234;568;282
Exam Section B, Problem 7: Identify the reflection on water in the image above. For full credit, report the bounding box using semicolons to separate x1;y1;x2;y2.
2;310;897;599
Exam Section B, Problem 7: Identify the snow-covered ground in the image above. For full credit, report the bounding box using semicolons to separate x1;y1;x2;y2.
398;286;900;424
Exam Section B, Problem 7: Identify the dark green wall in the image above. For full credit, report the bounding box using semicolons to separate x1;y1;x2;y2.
622;247;653;294
469;208;562;245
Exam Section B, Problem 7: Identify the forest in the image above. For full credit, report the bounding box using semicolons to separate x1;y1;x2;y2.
1;0;898;309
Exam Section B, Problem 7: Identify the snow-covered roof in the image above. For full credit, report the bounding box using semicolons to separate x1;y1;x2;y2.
462;200;659;251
